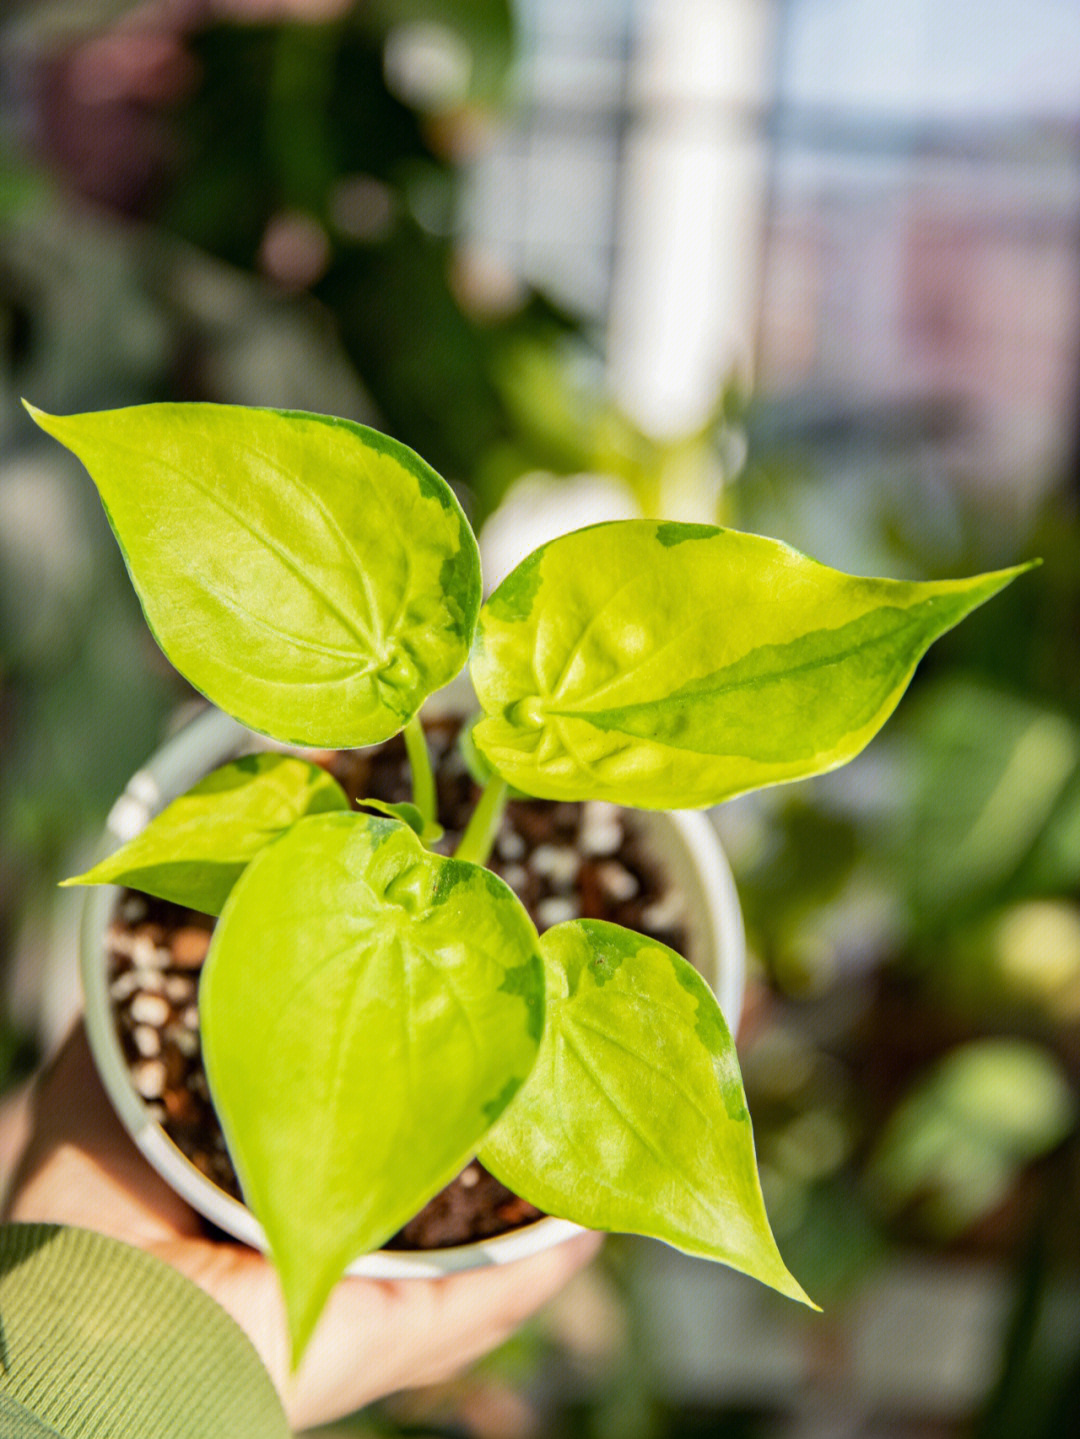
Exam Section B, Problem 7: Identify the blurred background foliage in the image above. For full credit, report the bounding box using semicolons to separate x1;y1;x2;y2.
3;1;1080;1435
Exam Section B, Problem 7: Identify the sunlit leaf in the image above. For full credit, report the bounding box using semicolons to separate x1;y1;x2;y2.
356;795;441;843
0;1224;289;1437
481;919;813;1306
470;520;1032;808
200;811;544;1364
62;754;348;914
26;402;481;747
458;714;527;797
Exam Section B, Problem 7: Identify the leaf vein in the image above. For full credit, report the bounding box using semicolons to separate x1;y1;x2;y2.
105;434;381;652
226;433;391;648
568;1014;715;1129
559;1027;727;1231
549;575;641;700
193;572;380;671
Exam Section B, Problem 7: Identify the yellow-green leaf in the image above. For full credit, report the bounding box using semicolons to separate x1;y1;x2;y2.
200;812;544;1365
356;796;441;843
26;402;481;747
62;754;348;915
480;920;813;1306
470;521;1033;807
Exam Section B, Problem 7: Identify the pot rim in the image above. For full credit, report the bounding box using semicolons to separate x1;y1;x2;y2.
80;701;746;1278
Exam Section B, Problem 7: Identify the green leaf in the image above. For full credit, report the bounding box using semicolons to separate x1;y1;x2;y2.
356;796;442;843
62;753;349;915
867;1040;1075;1238
470;521;1034;808
480;920;813;1306
200;811;544;1364
0;1224;289;1437
25;401;481;747
458;714;528;798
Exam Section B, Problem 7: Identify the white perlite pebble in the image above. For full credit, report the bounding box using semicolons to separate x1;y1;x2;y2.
164;975;195;1005
580;802;623;856
536;896;580;928
496;829;526;861
109;971;140;1002
132;933;167;969
642;889;687;930
166;1026;199;1057
120;895;147;924
502;864;528;893
459;1163;480;1189
182;1005;200;1031
133;1024;161;1058
531;844;580;889
133;1059;167;1100
130;992;170;1027
132;968;166;994
597;861;639;902
106;928;168;969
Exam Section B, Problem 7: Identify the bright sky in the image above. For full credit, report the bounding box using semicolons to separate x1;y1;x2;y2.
782;0;1080;120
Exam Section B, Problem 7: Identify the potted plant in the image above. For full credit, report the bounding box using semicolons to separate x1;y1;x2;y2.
76;684;746;1276
26;400;1029;1367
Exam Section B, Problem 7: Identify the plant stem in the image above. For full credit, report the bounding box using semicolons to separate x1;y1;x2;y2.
403;716;436;828
455;776;509;867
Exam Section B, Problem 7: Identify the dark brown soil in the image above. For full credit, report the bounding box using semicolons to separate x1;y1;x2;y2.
106;714;689;1250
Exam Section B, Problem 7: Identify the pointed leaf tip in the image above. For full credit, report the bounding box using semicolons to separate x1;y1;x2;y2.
471;525;1040;808
21;399;82;441
58;754;349;914
21;397;50;428
481;920;814;1309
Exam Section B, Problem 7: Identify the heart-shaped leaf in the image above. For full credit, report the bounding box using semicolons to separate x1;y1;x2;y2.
62;753;349;914
26;402;481;747
199;811;544;1363
470;520;1033;808
0;1224;289;1437
481;919;813;1306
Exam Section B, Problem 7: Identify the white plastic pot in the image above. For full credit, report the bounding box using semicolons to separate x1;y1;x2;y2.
80;699;746;1278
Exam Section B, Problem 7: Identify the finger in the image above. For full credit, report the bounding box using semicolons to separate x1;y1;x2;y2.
154;1228;604;1430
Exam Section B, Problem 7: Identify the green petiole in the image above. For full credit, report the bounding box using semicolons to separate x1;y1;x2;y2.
403;715;437;829
454;775;509;867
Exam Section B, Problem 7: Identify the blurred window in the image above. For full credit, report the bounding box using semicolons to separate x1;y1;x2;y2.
463;0;632;319
466;0;1080;492
759;0;1080;494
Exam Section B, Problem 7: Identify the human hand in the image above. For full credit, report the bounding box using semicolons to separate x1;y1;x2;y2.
2;1024;602;1431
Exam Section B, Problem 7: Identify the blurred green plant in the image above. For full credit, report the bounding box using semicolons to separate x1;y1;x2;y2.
866;1039;1075;1240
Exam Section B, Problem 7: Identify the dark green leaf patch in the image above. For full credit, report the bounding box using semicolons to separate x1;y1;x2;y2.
484;542;546;623
557;597;970;762
654;521;718;547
